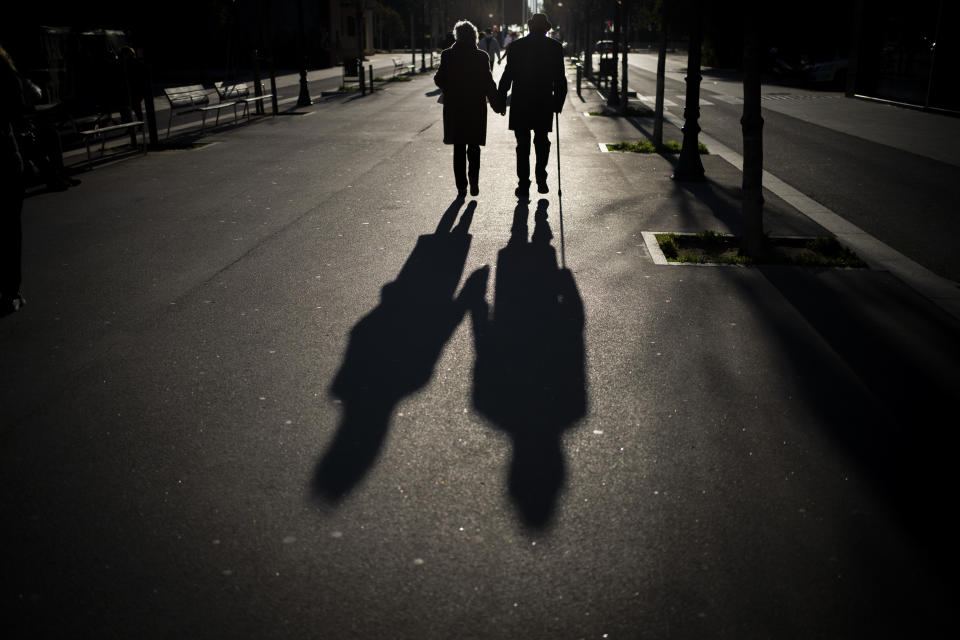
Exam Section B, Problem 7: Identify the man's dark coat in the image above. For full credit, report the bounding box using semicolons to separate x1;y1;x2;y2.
434;42;499;145
497;33;567;132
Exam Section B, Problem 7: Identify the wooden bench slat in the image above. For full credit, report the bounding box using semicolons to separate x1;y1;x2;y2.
215;81;252;100
79;121;145;136
164;82;273;138
78;119;146;163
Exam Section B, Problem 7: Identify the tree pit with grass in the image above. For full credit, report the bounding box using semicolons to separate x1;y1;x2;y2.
607;140;709;154
655;232;867;267
588;104;655;118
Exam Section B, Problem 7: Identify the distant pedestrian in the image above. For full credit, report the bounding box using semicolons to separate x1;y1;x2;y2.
496;13;567;198
479;30;501;71
434;20;502;198
1;44;26;314
119;46;145;122
501;31;513;61
119;46;146;146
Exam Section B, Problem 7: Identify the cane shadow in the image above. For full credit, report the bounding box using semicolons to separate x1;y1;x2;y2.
313;199;481;502
466;199;587;529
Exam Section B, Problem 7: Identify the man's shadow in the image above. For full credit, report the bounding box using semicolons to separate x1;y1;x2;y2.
466;199;587;528
314;199;485;502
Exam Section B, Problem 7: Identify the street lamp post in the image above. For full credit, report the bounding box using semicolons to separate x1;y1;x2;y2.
672;0;705;181
556;2;563;44
420;3;427;72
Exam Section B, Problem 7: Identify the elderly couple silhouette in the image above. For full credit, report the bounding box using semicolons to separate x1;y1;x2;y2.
315;13;580;529
433;13;567;199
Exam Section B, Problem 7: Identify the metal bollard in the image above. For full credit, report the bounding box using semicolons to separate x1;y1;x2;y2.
369;64;374;92
576;64;582;98
252;50;264;115
269;69;278;115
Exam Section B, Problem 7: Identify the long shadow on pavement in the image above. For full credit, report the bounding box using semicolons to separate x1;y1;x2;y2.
313;199;481;502
467;199;588;529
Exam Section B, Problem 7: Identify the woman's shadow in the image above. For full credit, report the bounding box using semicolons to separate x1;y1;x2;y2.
314;199;485;502
466;199;587;528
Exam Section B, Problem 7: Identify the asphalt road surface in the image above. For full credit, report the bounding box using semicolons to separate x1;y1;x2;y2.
3;52;957;639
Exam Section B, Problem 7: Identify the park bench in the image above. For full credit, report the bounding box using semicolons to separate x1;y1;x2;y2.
343;58;362;86
162;84;236;138
77;118;146;164
391;56;415;77
214;82;273;121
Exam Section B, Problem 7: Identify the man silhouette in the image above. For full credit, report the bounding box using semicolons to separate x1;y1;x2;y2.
496;13;567;198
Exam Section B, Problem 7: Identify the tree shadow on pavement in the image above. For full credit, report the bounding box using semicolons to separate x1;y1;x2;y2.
466;199;588;529
313;199;481;502
759;266;960;582
621;117;742;231
671;177;742;232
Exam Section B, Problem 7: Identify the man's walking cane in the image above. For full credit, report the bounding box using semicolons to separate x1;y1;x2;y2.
556;111;566;269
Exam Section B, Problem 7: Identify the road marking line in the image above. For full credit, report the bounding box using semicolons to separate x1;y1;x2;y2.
707;93;744;104
672;95;715;106
637;95;678;107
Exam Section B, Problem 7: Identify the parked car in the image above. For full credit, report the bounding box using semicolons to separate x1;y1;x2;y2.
767;47;848;87
594;40;628;54
804;57;848;85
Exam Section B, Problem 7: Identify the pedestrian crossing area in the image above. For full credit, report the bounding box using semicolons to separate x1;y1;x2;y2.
631;92;838;107
633;93;744;107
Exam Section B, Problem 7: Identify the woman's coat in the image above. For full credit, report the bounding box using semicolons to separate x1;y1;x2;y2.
434;42;499;145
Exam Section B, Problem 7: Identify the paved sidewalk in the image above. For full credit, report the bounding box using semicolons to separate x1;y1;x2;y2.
3;56;958;638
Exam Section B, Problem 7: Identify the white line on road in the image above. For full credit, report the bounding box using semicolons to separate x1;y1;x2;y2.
673;95;715;106
636;95;678;107
635;95;716;107
705;93;744;104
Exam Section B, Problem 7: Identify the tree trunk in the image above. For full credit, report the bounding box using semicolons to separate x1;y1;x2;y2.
620;0;630;113
653;0;667;147
608;6;620;106
672;0;705;181
740;4;764;257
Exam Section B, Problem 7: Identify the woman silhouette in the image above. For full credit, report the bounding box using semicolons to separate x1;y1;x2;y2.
434;20;502;198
